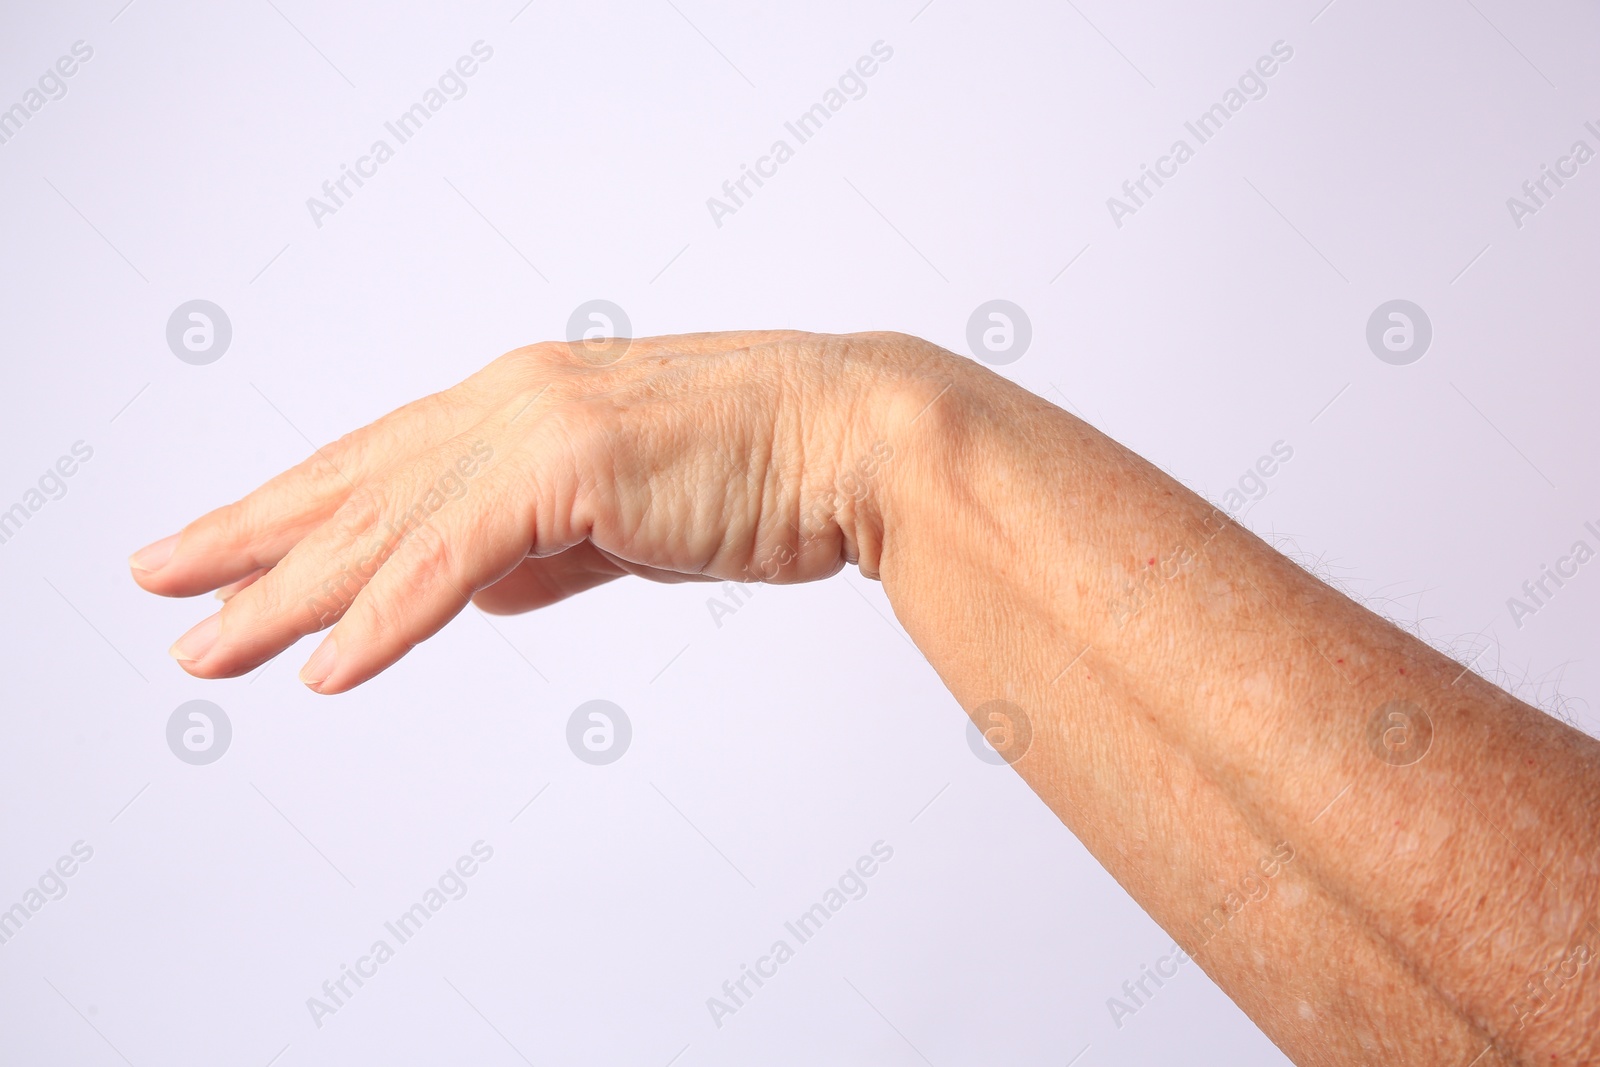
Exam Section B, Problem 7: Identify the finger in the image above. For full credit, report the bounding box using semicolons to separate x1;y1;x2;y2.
470;542;725;615
298;468;539;693
311;504;727;691
471;544;624;615
215;568;268;602
170;432;513;679
135;334;803;598
131;389;477;598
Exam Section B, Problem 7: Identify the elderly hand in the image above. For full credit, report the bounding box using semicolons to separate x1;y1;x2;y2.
129;330;952;694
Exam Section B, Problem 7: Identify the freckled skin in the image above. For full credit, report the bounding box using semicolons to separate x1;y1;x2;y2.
132;331;1600;1065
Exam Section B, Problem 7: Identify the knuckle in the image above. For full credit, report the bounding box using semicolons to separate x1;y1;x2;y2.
290;435;365;499
292;569;353;633
392;516;455;589
351;582;408;646
537;397;608;465
340;518;457;639
493;343;562;382
201;498;259;552
229;566;331;641
201;487;296;559
213;500;303;566
539;374;593;410
329;485;384;544
345;519;455;643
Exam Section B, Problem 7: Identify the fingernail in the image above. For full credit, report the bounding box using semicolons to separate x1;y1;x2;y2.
300;637;338;691
169;612;221;665
130;533;181;573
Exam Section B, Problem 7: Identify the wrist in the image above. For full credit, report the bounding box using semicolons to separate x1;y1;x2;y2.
821;337;981;580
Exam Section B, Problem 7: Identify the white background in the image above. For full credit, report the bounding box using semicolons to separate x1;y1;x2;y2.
1;1;1597;1064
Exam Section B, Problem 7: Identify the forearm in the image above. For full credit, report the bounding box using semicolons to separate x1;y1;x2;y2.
866;361;1600;1065
135;330;1597;1063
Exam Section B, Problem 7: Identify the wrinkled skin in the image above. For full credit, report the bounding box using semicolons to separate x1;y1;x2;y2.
133;331;936;693
131;330;1600;1066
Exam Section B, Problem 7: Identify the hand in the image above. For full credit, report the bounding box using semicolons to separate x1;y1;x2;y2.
127;324;1600;1064
128;330;950;694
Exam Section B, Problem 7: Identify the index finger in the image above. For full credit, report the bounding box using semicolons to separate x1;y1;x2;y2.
129;388;473;599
